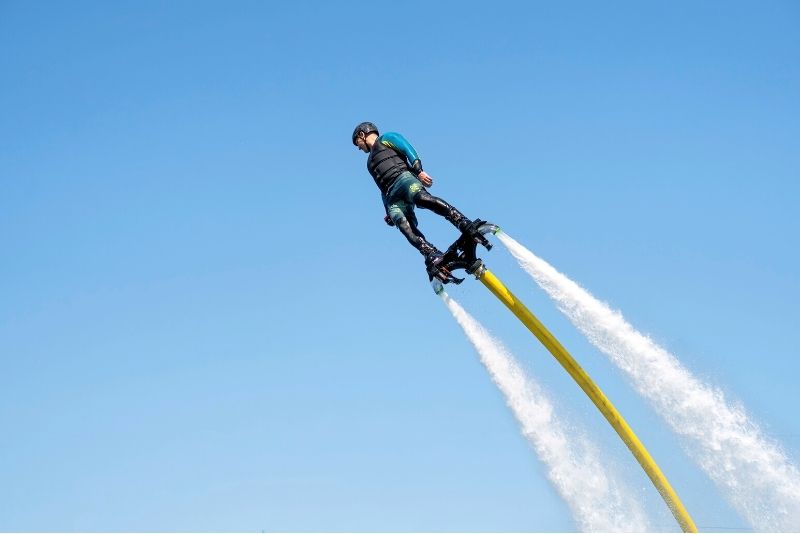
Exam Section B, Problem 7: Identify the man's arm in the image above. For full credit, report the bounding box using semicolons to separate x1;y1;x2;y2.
380;132;420;170
380;132;434;186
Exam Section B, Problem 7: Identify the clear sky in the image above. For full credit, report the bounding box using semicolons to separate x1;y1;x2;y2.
1;1;798;531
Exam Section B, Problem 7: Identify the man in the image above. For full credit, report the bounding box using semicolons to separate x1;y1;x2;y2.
352;121;484;273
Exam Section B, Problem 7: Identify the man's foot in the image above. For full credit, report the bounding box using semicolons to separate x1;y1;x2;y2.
446;209;492;251
422;243;445;270
424;249;444;268
457;218;479;236
457;218;492;251
421;247;450;282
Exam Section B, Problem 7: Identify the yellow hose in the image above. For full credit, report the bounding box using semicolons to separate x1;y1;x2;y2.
479;268;697;532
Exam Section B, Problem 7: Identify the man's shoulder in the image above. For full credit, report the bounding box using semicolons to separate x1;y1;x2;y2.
379;131;407;146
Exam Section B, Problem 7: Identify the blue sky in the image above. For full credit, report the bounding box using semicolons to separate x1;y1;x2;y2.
1;0;798;531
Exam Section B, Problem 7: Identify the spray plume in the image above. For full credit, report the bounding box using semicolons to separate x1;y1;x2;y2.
497;231;800;531
440;291;651;532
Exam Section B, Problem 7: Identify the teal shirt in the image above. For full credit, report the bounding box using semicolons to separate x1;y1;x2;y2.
379;132;422;171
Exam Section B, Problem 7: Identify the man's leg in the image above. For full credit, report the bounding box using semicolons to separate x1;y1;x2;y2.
412;189;473;232
390;174;460;225
387;200;442;260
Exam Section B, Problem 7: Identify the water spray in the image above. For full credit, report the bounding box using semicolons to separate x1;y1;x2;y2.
439;291;651;531
498;231;800;531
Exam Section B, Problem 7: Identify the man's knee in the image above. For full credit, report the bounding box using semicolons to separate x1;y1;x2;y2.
394;215;415;236
389;210;406;227
413;190;451;215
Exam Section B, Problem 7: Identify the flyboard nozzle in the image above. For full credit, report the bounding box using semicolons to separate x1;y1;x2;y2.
431;279;445;295
480;222;501;236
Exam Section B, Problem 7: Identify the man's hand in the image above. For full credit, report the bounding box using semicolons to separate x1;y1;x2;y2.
384;215;395;226
418;171;433;187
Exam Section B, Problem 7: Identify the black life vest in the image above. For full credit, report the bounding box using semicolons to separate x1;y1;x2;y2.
367;138;410;194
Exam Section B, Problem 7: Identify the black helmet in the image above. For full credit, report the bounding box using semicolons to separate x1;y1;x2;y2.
352;121;379;145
